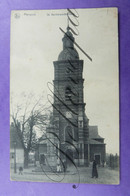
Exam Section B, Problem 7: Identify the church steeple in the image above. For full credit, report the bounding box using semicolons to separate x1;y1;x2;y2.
58;27;79;61
62;26;74;49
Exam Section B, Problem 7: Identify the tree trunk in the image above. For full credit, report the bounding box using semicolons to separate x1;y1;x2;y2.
24;150;29;168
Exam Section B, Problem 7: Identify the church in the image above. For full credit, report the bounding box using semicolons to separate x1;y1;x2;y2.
36;27;106;169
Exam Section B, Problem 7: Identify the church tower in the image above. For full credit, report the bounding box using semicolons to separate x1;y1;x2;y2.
53;27;89;166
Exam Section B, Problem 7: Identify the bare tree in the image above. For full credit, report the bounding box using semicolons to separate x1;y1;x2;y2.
11;93;51;168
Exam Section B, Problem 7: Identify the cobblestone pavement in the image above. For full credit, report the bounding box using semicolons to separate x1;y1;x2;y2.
10;166;119;185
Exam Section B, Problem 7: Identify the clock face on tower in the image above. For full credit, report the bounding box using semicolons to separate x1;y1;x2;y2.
66;111;72;119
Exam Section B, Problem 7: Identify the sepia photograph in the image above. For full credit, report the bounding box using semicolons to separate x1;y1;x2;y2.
10;8;119;186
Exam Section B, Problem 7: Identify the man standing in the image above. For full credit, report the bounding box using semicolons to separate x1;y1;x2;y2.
92;160;98;178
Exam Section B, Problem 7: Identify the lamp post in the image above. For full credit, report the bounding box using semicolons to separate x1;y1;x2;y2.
13;141;17;173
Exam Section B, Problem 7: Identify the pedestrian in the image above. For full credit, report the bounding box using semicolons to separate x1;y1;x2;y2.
92;160;98;178
19;166;23;175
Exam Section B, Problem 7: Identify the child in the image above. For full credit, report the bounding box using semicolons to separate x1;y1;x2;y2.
19;166;23;175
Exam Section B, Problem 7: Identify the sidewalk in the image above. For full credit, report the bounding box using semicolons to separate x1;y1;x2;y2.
10;166;119;184
11;166;77;175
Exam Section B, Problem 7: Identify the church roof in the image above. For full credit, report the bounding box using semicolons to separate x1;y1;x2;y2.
89;139;105;145
58;48;79;61
58;27;79;61
89;126;104;139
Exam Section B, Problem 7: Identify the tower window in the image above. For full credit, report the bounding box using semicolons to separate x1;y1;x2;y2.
79;121;83;128
65;87;72;101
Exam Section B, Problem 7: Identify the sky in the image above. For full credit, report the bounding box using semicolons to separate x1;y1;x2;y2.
10;8;119;154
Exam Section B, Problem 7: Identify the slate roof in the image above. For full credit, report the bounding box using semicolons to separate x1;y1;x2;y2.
89;139;105;145
89;126;104;139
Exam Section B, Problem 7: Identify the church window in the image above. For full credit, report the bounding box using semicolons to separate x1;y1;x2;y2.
65;87;72;101
79;121;83;128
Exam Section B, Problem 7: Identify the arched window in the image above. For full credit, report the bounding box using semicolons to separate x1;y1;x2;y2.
65;87;72;101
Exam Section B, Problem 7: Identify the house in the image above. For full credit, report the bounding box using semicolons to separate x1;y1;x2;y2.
89;126;106;165
10;122;24;170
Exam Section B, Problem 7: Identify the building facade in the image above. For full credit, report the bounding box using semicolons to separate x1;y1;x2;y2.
37;27;106;169
52;27;89;166
10;123;24;169
50;27;105;167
